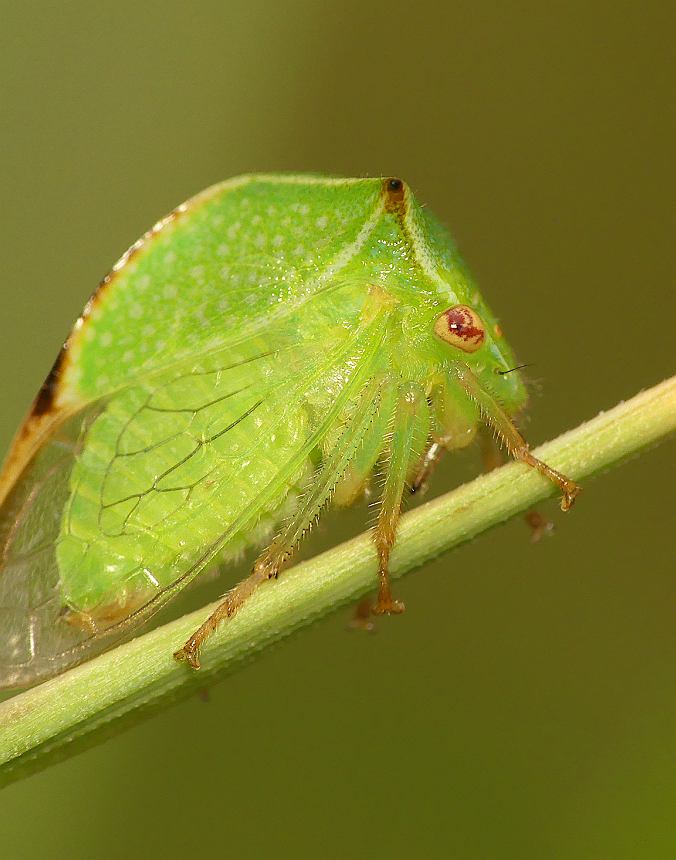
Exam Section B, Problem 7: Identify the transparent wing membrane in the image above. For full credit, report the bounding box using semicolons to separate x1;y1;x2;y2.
0;408;106;685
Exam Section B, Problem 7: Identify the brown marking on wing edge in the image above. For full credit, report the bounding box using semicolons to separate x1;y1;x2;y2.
31;345;69;417
0;340;79;506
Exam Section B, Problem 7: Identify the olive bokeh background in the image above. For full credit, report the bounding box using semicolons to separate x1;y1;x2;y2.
1;2;674;857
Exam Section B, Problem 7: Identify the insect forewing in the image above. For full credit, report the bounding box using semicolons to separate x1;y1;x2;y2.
1;177;394;686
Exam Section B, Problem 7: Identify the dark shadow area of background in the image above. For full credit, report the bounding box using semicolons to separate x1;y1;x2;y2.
0;2;674;857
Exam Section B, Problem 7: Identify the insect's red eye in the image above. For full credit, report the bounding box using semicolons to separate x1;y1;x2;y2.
434;305;486;353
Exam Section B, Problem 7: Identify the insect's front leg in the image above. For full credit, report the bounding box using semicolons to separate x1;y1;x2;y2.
454;364;581;510
513;447;581;511
478;426;554;542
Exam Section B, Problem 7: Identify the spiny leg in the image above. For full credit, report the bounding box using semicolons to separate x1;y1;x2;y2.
175;376;390;669
173;562;271;668
333;385;397;509
372;381;430;615
325;387;402;628
453;364;581;511
352;399;436;625
478;426;554;542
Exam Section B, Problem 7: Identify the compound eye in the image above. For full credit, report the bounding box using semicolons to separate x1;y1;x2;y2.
434;305;486;353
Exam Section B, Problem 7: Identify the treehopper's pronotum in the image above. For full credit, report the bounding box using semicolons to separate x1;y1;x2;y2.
0;174;579;687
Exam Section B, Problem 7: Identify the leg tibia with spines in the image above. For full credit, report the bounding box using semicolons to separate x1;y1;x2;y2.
332;385;397;508
453;363;581;510
174;562;271;669
372;382;430;615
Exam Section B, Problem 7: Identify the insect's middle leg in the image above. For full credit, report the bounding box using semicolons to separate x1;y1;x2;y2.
372;382;430;616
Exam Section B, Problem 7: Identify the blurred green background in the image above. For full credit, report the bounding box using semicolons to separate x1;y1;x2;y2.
1;1;674;857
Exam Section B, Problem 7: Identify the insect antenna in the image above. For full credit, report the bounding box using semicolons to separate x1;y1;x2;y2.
495;363;531;375
495;362;542;401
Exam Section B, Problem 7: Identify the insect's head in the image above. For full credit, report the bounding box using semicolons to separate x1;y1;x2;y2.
432;303;528;412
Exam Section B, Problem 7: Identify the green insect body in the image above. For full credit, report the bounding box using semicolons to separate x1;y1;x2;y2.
0;174;578;687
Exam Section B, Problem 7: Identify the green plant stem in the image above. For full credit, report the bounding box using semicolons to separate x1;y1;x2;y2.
0;375;674;779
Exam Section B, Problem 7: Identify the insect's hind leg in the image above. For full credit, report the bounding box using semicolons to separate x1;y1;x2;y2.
174;376;392;670
174;564;271;668
372;382;430;615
